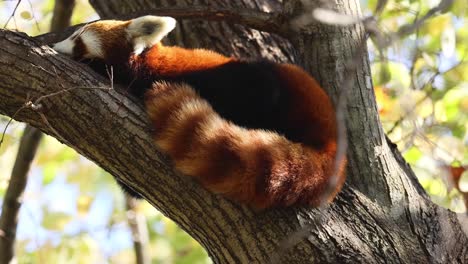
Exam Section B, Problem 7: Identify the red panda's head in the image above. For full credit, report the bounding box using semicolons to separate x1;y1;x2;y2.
53;16;176;62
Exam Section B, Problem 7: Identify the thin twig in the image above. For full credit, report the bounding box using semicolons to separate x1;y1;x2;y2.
3;0;22;29
386;94;430;135
34;86;112;105
37;111;68;144
387;60;466;135
0;104;28;149
26;0;40;32
397;0;454;37
0;85;112;150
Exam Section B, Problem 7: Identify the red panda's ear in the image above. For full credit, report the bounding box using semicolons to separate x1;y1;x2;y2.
127;16;177;55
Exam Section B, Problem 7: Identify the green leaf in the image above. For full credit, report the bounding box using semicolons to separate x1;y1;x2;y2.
0;134;14;155
42;161;59;185
42;211;73;231
404;147;423;163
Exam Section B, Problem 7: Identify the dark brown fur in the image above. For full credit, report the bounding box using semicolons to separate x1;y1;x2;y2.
145;82;346;209
58;18;347;209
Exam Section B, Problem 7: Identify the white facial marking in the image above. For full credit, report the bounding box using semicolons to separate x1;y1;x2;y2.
52;35;75;55
53;27;103;58
80;30;103;58
133;42;146;56
127;16;177;55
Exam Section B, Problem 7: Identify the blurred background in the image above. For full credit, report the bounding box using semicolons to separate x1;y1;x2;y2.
0;0;466;263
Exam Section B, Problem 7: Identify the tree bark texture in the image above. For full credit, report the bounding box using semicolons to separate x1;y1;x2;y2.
0;0;466;263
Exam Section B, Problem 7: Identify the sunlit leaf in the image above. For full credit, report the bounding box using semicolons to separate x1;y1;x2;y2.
42;211;73;231
449;0;467;16
422;14;451;37
42;161;59;185
404;146;423;163
67;163;100;191
0;134;14;155
20;11;32;20
456;23;468;58
415;95;433;118
151;238;172;261
375;85;396;115
36;138;78;164
176;246;210;264
77;195;94;216
444;64;468;90
428;178;447;196
71;0;99;25
434;100;447;122
380;62;391;84
413;58;431;74
441;86;468;121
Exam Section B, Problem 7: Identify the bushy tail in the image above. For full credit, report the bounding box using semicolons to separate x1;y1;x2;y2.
144;82;346;209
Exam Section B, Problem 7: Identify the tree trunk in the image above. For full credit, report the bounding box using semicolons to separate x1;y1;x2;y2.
0;0;466;263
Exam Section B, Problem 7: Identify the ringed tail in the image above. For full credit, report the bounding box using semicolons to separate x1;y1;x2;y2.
144;82;346;209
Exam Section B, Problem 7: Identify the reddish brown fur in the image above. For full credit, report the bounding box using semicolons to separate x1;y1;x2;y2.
62;19;347;208
83;20;134;64
143;45;235;76
145;80;346;209
138;48;346;208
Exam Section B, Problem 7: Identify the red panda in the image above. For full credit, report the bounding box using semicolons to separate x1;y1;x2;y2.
53;16;347;209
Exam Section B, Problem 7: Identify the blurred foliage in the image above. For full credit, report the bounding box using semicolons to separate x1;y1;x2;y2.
366;0;468;212
0;0;210;263
0;0;467;263
0;0;98;35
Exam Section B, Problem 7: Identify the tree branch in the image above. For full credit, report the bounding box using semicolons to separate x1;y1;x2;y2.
35;5;289;46
0;19;466;263
115;6;289;36
50;0;76;32
0;2;76;262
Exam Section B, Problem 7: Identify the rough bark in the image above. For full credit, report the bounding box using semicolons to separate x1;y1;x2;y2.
0;2;76;263
0;0;466;263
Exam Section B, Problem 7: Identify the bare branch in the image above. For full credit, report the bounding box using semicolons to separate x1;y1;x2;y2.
0;2;75;261
0;106;25;149
50;0;76;32
0;126;42;263
3;0;22;29
125;196;150;264
397;0;454;37
374;0;389;15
